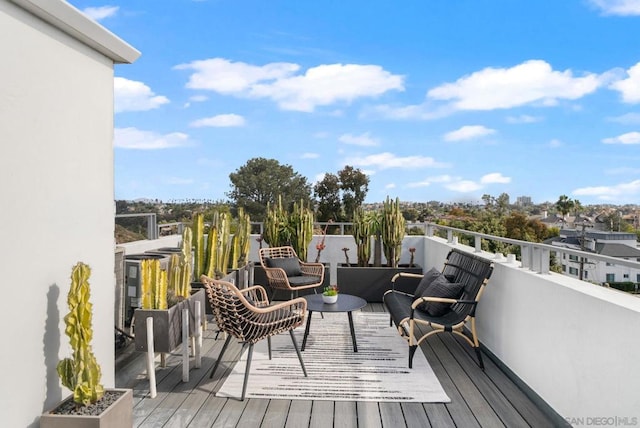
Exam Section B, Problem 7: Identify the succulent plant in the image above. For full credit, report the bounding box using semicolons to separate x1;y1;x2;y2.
57;262;105;406
381;196;405;268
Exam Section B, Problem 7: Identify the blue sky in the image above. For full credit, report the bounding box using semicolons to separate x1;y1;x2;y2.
71;0;640;205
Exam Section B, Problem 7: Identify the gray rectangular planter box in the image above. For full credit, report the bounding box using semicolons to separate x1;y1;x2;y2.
336;264;423;302
133;288;205;353
191;263;252;314
40;388;132;428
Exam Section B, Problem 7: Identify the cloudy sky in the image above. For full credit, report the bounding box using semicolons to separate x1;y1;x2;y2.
72;0;640;205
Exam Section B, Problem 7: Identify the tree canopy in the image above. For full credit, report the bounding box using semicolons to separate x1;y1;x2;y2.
314;166;369;222
227;157;312;221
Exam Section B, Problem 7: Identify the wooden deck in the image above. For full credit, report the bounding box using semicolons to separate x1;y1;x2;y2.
115;304;558;427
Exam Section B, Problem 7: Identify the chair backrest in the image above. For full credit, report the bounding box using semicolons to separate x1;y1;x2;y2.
201;278;253;341
258;246;298;267
441;249;494;316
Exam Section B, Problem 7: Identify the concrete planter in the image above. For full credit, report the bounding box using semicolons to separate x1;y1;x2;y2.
133;288;205;353
336;264;423;302
40;388;132;428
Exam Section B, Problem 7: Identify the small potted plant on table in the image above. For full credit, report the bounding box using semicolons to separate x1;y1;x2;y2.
322;285;339;304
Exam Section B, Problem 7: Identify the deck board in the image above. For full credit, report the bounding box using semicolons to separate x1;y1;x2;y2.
116;305;557;427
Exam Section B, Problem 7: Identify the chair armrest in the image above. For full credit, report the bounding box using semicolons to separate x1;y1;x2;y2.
299;261;324;277
241;285;269;307
392;272;424;283
250;296;307;315
411;296;458;309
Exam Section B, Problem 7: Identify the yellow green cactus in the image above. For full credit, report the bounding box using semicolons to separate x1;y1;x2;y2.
57;262;105;406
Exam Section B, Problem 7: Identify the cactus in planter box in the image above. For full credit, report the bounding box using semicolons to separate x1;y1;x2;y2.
263;195;291;247
140;259;168;309
57;262;105;406
381;196;405;268
205;211;231;279
290;199;314;261
353;207;372;267
192;212;205;280
169;226;192;299
231;207;251;269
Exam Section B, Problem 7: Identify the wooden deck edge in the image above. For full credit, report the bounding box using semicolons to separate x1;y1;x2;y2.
479;343;570;428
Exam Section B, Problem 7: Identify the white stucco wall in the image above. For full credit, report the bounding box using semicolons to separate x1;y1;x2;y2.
0;1;138;426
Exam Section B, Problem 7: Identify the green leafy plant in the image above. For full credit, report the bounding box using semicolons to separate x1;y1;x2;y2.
57;262;105;406
323;285;339;296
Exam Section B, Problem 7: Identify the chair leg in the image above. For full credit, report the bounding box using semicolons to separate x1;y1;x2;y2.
408;345;418;369
267;336;272;360
289;330;307;377
241;344;254;401
210;334;232;379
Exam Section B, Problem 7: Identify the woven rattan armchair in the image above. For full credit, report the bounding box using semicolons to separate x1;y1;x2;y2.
258;246;325;300
383;249;494;369
200;275;307;400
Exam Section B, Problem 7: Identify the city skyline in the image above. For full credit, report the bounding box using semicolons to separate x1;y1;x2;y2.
72;0;640;205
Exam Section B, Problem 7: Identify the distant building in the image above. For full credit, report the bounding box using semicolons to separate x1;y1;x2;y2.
516;196;532;206
548;229;640;287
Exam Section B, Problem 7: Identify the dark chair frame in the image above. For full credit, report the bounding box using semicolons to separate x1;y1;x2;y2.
383;249;494;369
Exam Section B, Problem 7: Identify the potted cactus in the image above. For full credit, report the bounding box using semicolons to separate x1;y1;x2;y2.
134;227;205;353
336;197;422;302
41;262;133;428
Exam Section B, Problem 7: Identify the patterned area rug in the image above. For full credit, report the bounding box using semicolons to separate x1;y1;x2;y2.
216;311;451;402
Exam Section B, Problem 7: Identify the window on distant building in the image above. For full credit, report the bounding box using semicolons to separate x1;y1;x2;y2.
623;274;629;279
563;253;566;259
562;265;566;272
606;262;614;266
569;267;579;276
637;274;640;283
606;273;615;282
584;271;588;279
569;255;579;261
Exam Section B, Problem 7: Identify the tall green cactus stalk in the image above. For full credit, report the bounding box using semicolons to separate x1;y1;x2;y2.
57;262;105;406
290;199;314;261
171;226;192;298
352;207;371;267
233;208;251;268
205;211;231;279
140;259;168;309
381;196;406;268
263;195;290;247
192;212;205;278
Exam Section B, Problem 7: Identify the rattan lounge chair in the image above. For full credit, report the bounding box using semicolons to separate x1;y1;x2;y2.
200;276;307;400
383;249;494;369
258;246;325;300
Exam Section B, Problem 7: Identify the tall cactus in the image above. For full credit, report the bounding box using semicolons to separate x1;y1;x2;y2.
233;208;251;268
140;259;168;309
381;196;406;268
352;207;371;267
205;211;231;279
170;226;192;298
290;199;314;261
192;212;205;279
57;262;105;406
263;195;290;247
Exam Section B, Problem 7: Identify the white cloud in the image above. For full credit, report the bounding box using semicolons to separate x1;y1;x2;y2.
114;77;169;113
589;0;640;15
175;58;404;112
609;62;640;103
82;6;119;21
573;179;640;200
114;127;192;150
602;131;640;144
427;60;602;111
445;180;483;193
548;139;564;148
481;172;511;184
506;114;542;123
607;112;640;123
385;183;396;189
190;114;246;128
444;125;496;142
189;95;209;102
345;152;449;170
301;153;320;159
338;132;380;146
